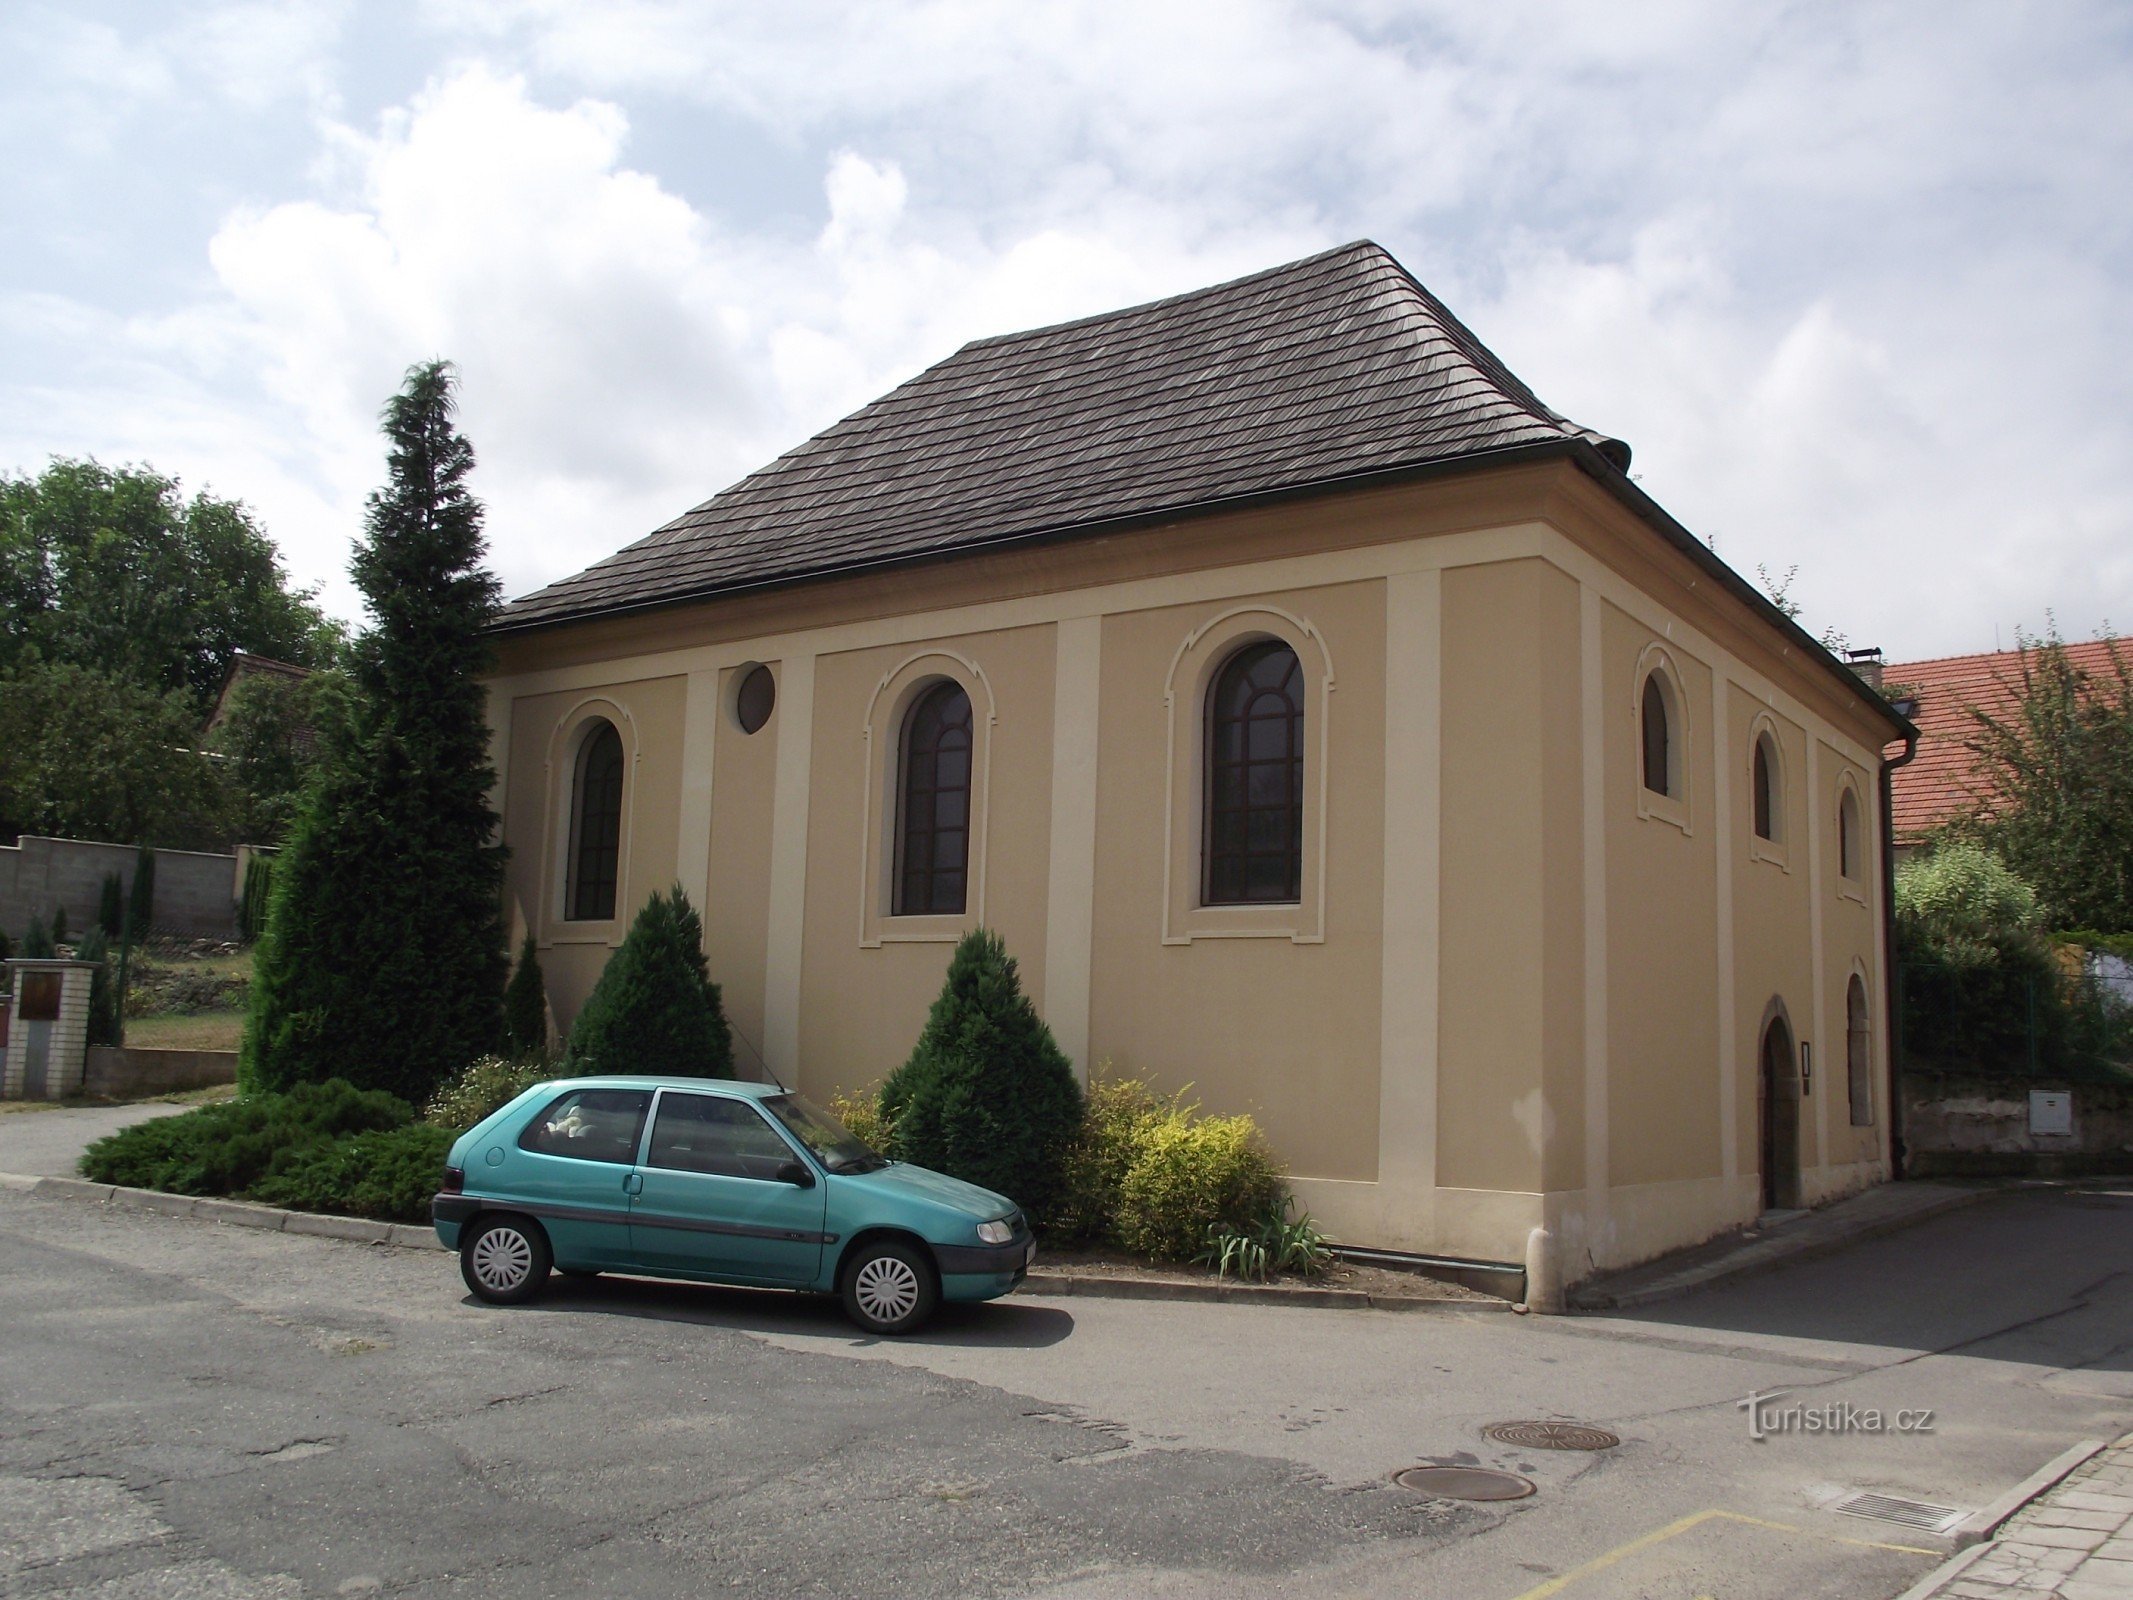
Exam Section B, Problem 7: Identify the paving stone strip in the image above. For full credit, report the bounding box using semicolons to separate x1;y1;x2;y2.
3;1171;1503;1313
1901;1433;2133;1600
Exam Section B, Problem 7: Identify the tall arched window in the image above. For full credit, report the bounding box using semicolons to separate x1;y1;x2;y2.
1641;673;1673;796
1838;786;1863;880
1752;732;1780;842
569;721;624;921
1846;975;1874;1126
895;681;973;916
1205;640;1304;905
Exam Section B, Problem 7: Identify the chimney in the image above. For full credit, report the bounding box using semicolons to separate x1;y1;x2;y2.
1844;646;1885;691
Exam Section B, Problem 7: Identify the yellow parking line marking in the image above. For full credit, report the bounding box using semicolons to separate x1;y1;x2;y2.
1507;1508;1937;1599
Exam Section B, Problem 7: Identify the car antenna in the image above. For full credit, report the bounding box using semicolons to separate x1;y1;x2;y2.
728;1021;786;1091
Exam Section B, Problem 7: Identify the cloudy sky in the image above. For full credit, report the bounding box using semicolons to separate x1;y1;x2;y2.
5;2;2129;660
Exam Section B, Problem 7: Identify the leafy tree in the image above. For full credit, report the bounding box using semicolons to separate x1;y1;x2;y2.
880;928;1084;1226
244;361;507;1105
503;931;550;1059
211;667;345;844
0;459;336;708
1955;631;2133;932
0;660;234;848
565;888;731;1077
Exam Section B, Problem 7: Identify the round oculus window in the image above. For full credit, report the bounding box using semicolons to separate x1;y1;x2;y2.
735;664;776;734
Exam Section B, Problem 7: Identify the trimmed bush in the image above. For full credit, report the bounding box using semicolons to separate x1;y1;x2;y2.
565;886;732;1078
81;1079;412;1195
880;928;1084;1226
248;1124;456;1223
426;1054;555;1131
1112;1104;1283;1261
502;931;548;1058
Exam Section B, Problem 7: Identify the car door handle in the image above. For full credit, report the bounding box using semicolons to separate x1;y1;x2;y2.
622;1172;643;1196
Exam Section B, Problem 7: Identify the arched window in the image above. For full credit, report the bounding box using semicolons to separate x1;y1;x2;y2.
1641;673;1673;796
1205;640;1304;905
568;721;624;921
1838;786;1863;880
895;681;973;916
1752;732;1780;842
1846;976;1873;1126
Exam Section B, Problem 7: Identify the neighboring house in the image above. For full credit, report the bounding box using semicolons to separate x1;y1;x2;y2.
485;241;1909;1287
204;652;315;751
1885;639;2127;851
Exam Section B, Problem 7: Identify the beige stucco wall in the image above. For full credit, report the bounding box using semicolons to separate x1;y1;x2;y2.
484;458;1899;1282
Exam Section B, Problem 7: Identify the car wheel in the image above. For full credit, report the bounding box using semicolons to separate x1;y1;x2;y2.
840;1238;939;1335
461;1216;551;1305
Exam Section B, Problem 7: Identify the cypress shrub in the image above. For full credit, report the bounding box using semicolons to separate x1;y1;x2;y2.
880;928;1084;1227
244;362;507;1104
21;914;53;958
128;847;155;936
502;931;548;1058
239;854;275;943
98;872;124;938
80;1079;412;1194
77;926;121;1047
51;905;68;947
565;886;732;1078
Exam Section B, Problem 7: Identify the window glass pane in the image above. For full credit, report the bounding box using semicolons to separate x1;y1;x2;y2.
1641;676;1670;795
571;722;625;921
519;1089;651;1164
1205;641;1304;905
895;681;973;916
648;1093;798;1180
1753;741;1774;840
735;665;776;735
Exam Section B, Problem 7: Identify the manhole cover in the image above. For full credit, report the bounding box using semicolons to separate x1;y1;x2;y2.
1483;1420;1620;1452
1394;1466;1536;1501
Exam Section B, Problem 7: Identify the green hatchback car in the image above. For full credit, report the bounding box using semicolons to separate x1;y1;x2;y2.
432;1075;1033;1334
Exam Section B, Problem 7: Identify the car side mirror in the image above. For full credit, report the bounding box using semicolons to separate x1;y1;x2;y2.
775;1160;816;1188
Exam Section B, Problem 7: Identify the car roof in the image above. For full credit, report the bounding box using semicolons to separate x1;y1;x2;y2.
534;1075;789;1100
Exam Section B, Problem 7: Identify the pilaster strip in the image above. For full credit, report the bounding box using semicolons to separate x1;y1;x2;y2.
1379;570;1441;1213
764;654;816;1085
1041;617;1103;1077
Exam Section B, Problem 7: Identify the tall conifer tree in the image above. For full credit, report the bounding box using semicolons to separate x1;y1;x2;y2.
244;362;506;1103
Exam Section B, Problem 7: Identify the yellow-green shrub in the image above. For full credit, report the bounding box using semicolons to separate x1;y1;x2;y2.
1111;1101;1284;1261
425;1055;555;1131
827;1091;893;1153
1056;1074;1168;1243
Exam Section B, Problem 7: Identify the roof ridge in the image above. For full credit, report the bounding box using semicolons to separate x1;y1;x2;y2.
1890;638;2127;671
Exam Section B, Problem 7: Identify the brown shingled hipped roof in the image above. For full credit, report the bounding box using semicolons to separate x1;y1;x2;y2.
1886;639;2129;841
498;240;1630;631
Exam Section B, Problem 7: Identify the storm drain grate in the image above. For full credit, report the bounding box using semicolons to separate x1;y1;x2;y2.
1394;1466;1536;1502
1830;1491;1967;1534
1483;1421;1620;1452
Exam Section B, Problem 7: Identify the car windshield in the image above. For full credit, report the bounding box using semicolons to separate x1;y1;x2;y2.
762;1094;887;1174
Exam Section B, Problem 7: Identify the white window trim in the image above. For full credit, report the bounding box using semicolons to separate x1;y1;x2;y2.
1161;603;1334;945
856;649;996;948
541;697;640;948
1633;642;1692;834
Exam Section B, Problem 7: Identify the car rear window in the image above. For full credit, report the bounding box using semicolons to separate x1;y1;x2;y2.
518;1089;652;1165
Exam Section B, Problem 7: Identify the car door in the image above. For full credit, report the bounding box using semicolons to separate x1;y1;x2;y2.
501;1086;652;1269
629;1091;828;1285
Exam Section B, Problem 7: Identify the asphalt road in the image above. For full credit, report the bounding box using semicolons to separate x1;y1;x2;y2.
0;1165;2127;1599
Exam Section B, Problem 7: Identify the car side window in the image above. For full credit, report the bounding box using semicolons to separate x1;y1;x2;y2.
518;1089;652;1165
647;1094;800;1182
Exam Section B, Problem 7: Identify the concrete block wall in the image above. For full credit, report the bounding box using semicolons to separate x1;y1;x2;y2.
0;836;240;942
82;1046;237;1099
1904;1073;2133;1177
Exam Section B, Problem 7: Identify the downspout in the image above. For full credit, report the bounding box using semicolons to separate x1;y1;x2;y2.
1879;704;1919;1179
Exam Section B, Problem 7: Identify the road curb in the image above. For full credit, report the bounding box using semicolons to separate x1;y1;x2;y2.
10;1170;1510;1306
1569;1185;2003;1312
1950;1436;2110;1548
8;1170;448;1251
1019;1270;1508;1313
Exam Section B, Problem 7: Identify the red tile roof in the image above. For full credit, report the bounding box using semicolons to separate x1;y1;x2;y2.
1885;639;2128;841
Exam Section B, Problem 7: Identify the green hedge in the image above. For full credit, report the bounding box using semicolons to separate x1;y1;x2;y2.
79;1080;446;1221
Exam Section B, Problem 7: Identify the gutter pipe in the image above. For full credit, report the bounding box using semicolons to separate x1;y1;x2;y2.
1879;705;1920;1179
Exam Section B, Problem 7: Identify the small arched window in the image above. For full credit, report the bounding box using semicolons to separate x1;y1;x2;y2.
1752;732;1780;842
1640;673;1673;797
1205;640;1304;905
569;721;625;921
1846;975;1873;1126
1838;786;1863;880
895;681;973;916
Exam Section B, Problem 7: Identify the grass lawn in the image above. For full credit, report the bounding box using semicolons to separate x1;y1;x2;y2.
124;1012;244;1052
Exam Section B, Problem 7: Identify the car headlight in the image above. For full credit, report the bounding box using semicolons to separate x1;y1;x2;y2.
977;1219;1015;1246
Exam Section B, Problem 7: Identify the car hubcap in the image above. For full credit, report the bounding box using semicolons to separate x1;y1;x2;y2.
473;1228;532;1292
854;1256;920;1323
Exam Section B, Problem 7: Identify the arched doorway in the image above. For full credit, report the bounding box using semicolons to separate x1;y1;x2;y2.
1759;1011;1801;1212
